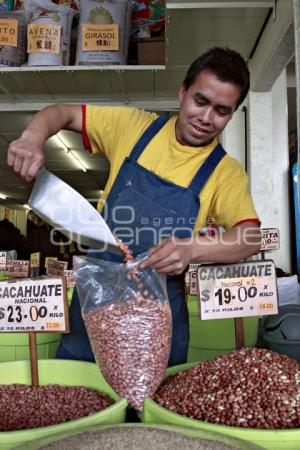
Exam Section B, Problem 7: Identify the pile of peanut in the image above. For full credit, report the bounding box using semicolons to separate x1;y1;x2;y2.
153;348;300;429
83;237;171;411
0;384;113;431
84;293;171;411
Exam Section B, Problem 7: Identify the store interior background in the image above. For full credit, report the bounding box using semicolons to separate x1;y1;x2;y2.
0;0;298;274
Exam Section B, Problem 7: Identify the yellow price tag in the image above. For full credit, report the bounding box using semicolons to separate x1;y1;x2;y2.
27;23;61;54
0;19;18;47
82;23;119;51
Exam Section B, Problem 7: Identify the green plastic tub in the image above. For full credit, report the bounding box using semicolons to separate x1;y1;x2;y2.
142;362;300;450
0;333;61;362
67;287;74;306
0;359;127;450
17;423;264;450
187;296;259;362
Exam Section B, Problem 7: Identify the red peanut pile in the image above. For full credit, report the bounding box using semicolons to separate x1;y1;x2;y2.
0;384;113;431
153;348;300;429
84;296;172;411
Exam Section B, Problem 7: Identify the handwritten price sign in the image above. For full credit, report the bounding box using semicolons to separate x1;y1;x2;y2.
198;260;278;320
260;228;280;251
0;252;7;271
0;277;69;332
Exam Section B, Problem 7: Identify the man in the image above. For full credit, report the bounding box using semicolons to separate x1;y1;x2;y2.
7;47;261;366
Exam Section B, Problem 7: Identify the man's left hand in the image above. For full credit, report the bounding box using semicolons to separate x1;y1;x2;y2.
140;236;192;275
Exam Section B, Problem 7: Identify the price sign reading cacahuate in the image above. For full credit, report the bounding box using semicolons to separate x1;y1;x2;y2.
198;260;278;320
0;277;69;332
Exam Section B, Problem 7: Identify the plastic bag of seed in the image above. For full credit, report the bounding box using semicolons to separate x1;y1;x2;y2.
74;255;172;411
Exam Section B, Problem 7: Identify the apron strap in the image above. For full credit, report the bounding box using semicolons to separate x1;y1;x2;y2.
130;116;226;196
130;116;170;161
189;143;227;195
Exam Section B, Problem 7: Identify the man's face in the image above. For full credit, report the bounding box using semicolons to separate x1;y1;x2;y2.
176;69;241;147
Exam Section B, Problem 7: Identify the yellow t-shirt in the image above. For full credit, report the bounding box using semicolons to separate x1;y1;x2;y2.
83;105;259;231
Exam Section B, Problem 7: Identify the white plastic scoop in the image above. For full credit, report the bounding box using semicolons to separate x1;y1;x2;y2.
28;169;122;255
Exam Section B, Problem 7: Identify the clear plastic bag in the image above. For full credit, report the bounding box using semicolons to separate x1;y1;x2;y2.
74;254;172;411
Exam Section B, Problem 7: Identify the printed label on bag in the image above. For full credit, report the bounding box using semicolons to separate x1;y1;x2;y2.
27;23;61;54
82;23;119;51
0;19;18;47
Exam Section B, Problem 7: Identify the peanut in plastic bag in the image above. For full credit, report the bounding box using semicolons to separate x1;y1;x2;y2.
74;254;172;411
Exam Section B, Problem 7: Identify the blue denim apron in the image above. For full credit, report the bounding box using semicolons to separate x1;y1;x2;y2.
57;116;226;367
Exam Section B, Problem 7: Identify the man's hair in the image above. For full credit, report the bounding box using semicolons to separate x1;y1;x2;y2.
183;47;250;109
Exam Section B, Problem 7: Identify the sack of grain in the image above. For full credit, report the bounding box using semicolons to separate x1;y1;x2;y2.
75;0;132;65
25;0;76;66
0;10;31;67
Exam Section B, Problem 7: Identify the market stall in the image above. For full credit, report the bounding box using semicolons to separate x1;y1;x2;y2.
0;1;300;449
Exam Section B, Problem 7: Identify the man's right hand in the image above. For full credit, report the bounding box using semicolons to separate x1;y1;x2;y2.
7;104;82;182
7;131;45;182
